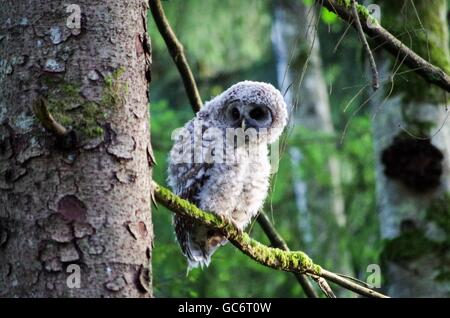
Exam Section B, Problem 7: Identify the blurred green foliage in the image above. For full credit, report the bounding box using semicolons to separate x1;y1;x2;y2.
150;0;381;297
149;0;271;79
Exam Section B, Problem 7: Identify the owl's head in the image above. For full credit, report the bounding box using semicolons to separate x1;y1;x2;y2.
199;81;288;144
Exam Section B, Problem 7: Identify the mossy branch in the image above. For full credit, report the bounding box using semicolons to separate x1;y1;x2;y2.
318;0;450;93
153;181;320;274
152;181;389;298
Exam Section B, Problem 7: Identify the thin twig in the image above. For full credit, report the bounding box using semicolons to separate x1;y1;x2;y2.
318;0;450;93
257;211;320;298
350;0;379;91
32;97;68;137
33;97;78;150
321;269;387;298
312;276;336;298
149;0;202;112
152;181;389;298
337;273;373;288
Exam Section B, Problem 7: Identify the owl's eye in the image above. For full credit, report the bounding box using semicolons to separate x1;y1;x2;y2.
227;104;241;122
231;107;240;120
249;107;267;121
246;104;272;128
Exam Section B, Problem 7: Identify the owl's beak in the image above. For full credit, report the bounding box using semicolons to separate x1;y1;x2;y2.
241;119;246;130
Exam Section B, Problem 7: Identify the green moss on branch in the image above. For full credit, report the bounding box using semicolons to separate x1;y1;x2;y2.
152;181;390;297
334;0;373;21
152;181;321;275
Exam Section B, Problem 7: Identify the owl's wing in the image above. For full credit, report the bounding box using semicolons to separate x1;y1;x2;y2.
171;162;212;260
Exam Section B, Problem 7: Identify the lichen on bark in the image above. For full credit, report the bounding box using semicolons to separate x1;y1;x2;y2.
381;193;450;283
426;194;450;237
39;67;128;139
382;228;440;263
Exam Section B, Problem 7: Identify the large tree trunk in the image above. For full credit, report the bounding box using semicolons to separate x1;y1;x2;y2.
372;0;450;297
271;0;352;279
0;0;153;297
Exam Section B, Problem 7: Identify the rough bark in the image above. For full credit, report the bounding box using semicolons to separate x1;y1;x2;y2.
0;0;153;297
372;0;450;297
271;0;352;280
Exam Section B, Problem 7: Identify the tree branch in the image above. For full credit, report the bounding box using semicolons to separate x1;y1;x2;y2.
152;181;389;298
318;0;450;92
149;0;202;112
350;0;379;91
257;212;320;298
32;97;77;150
33;97;69;137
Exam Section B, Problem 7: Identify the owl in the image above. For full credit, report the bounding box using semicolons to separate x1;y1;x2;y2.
168;81;288;270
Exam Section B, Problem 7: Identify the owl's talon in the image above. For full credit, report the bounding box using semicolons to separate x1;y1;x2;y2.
220;215;243;236
234;225;244;237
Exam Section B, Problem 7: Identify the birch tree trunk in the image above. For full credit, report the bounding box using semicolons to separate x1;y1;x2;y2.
272;0;352;278
371;0;450;297
0;0;153;297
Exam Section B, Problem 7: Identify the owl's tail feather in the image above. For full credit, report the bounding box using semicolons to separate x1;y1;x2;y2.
185;235;228;273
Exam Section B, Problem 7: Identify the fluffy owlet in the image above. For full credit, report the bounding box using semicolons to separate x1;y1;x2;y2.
168;81;288;270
